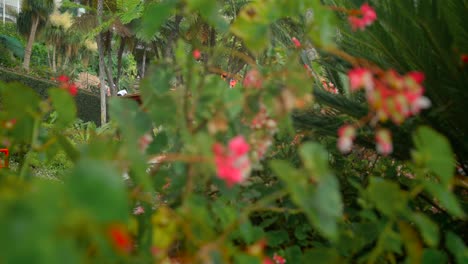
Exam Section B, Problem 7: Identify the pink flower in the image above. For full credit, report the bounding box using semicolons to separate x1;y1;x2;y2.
348;68;373;91
291;37;301;48
273;253;286;264
138;133;153;153
193;49;201;60
213;136;251;187
133;206;145;215
337;125;356;153
230;79;237;88
348;3;377;31
376;129;392;155
243;69;263;89
407;71;425;84
263;258;274;264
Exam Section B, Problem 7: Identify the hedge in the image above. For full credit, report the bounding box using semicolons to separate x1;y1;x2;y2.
0;67;101;125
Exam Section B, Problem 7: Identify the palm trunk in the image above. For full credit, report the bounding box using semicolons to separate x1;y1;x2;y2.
141;45;146;78
116;36;126;90
97;0;106;124
105;32;116;96
52;46;56;72
23;15;40;72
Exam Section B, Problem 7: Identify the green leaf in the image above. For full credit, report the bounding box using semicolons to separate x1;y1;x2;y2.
398;221;423;264
49;88;77;128
66;159;129;223
410;213;439;247
299;142;330;180
423;181;465;218
187;0;228;32
237;221;265;244
446;232;468;264
270;160;342;241
140;0;178;41
302;248;341;264
231;5;270;54
306;3;336;46
223;87;244;119
412;126;455;186
421;249;448;264
141;66;174;95
367;178;407;217
266;230;289;247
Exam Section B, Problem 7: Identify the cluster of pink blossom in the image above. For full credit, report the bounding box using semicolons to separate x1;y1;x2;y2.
348;3;377;31
213;136;251;187
349;68;431;125
337;67;429;155
322;80;339;94
291;37;301;48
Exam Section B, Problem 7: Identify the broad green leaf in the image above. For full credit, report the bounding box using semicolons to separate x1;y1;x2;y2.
49;88;77;128
109;98;152;140
270;160;342;241
187;0;228;32
302;248;342;264
398;221;423;264
412;126;455;186
284;246;302;263
266;230;289;247
446;232;468;264
140;0;178;41
66;159;129;223
223;87;244;119
152;207;177;250
367;178;407;217
422;249;448;264
141;65;174;95
306;4;337;46
237;221;265;244
299;142;330;180
117;0;143;24
410;213;439;247
231;5;270;54
423;181;465;218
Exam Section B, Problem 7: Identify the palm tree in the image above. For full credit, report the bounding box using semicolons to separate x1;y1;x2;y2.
17;0;55;72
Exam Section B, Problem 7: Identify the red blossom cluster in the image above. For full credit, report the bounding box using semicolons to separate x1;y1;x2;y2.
291;37;301;48
57;75;78;96
337;124;356;154
349;68;430;125
213;136;251;187
348;3;377;31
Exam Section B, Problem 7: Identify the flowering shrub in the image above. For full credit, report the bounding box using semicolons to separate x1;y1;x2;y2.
0;1;466;264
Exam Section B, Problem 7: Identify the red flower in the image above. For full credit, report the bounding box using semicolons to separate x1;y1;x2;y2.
108;224;133;253
461;54;468;64
68;83;78;96
193;49;201;60
348;3;377;31
57;75;69;83
213;136;251;187
291;37;301;48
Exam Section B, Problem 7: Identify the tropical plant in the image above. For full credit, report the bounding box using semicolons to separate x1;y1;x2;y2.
16;0;55;71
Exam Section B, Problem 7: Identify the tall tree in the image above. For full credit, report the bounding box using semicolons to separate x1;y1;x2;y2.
17;0;55;72
97;0;107;124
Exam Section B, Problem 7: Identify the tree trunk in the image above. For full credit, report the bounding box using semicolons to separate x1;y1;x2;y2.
116;36;126;90
105;32;116;96
141;45;146;78
97;0;106;125
52;46;56;73
23;15;40;72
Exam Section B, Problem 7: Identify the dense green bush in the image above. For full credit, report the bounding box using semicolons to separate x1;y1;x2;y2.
0;67;101;125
